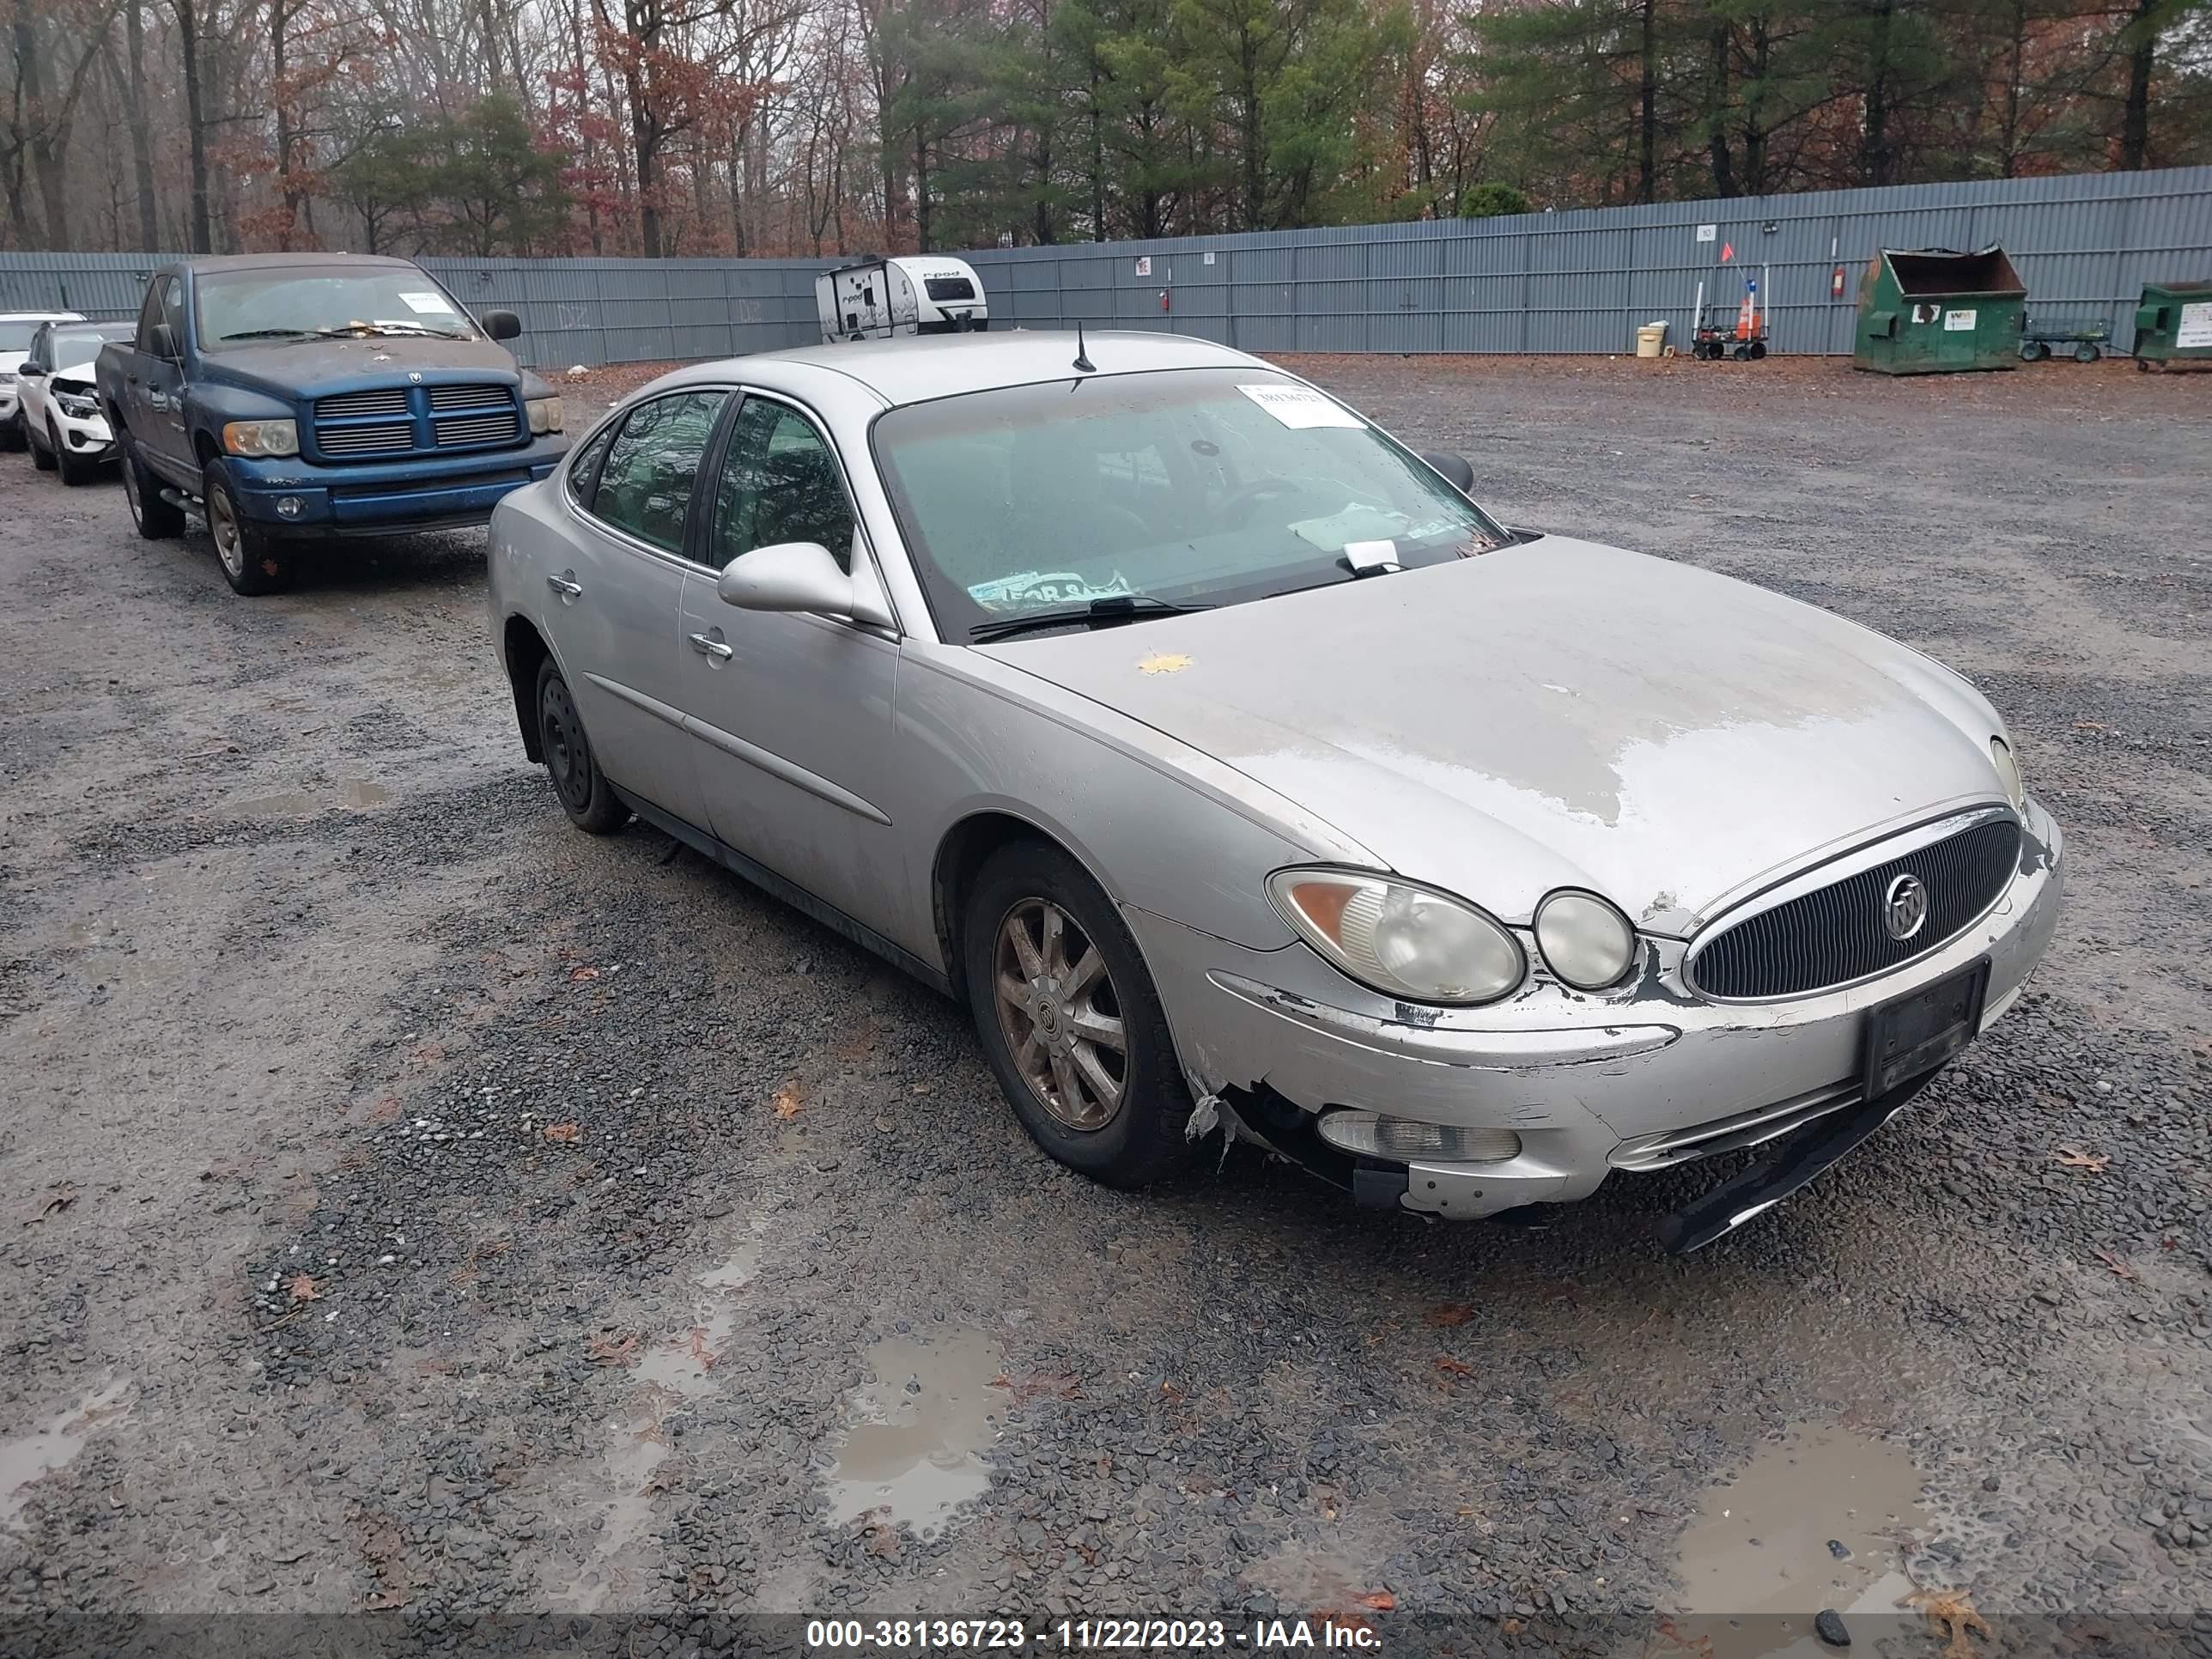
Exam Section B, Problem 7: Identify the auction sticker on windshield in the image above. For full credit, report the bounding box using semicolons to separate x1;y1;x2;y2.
398;291;459;314
1237;383;1363;429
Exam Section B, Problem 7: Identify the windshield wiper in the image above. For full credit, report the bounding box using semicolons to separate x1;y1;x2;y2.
218;328;318;342
969;594;1212;643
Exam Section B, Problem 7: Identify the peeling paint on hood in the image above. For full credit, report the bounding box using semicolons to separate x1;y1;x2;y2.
983;537;2008;932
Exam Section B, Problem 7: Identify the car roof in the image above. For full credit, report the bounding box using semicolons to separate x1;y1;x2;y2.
724;330;1267;409
0;311;85;322
174;253;424;274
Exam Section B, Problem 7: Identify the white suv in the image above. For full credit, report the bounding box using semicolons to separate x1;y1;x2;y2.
0;310;84;451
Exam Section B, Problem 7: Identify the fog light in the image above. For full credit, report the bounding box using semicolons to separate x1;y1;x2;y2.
1318;1110;1522;1164
276;496;304;520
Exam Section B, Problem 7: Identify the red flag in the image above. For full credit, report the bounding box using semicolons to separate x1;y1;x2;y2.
1720;242;1734;263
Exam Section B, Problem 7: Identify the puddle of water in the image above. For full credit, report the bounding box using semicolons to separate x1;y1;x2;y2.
236;779;392;816
826;1329;1003;1535
0;1380;132;1531
1666;1425;1927;1659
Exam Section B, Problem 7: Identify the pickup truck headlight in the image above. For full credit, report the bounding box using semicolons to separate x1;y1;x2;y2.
1266;869;1525;1006
222;419;299;459
526;397;562;435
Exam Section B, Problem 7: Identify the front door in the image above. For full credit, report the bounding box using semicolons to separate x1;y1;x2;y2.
133;276;191;472
674;392;908;940
544;387;732;830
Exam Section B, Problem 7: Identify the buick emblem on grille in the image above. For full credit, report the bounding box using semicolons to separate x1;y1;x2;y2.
1883;872;1929;941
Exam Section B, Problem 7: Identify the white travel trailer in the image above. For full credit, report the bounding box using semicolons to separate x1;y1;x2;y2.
815;257;988;343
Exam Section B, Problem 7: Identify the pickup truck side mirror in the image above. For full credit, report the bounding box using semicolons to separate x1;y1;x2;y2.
717;541;895;629
147;323;178;360
1421;451;1476;494
482;309;522;342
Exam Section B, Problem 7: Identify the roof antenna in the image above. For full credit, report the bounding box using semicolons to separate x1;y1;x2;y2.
1073;320;1095;374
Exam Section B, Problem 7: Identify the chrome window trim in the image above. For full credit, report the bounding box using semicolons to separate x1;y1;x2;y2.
1682;802;2021;1004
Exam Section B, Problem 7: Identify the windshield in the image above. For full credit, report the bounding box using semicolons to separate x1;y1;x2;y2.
46;325;131;368
872;367;1507;636
195;269;478;350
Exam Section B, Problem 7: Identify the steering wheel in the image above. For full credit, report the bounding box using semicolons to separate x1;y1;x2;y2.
1215;477;1305;525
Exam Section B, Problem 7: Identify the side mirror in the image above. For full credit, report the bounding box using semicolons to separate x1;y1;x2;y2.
15;362;43;380
717;541;895;629
147;323;177;360
482;308;522;342
1421;451;1475;494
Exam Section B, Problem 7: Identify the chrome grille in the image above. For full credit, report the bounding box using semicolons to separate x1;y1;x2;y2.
317;387;410;419
426;382;507;412
1691;818;2022;1000
318;422;414;456
434;410;520;447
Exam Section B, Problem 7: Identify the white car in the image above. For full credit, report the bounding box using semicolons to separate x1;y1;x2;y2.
0;309;84;452
17;319;131;484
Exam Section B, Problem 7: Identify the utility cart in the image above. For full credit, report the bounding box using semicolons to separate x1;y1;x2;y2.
2018;318;2110;362
1688;271;1770;361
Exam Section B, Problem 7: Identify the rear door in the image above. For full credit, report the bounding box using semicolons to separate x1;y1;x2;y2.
541;388;733;831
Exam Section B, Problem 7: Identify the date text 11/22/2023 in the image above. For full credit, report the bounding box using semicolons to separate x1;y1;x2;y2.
805;1618;1384;1650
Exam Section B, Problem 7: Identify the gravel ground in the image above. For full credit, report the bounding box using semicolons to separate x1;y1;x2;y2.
1;353;2208;1657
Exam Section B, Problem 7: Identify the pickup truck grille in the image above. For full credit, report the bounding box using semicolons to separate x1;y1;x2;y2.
310;381;522;464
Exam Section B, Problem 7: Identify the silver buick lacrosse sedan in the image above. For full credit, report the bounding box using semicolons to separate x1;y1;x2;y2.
486;331;2061;1250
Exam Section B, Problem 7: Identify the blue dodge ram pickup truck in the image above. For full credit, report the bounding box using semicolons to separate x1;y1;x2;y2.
95;252;568;594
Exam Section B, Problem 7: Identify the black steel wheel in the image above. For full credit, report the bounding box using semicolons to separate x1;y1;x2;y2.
2075;343;2100;364
534;658;629;834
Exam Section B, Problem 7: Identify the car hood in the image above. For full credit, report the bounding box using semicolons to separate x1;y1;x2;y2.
51;356;100;383
204;333;522;396
983;537;2008;934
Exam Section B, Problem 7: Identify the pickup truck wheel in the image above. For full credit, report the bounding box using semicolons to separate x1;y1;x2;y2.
204;464;287;596
52;421;95;486
29;420;56;471
962;842;1195;1189
534;659;629;834
122;436;185;538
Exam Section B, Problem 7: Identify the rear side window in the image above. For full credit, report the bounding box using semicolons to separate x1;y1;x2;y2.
586;391;728;554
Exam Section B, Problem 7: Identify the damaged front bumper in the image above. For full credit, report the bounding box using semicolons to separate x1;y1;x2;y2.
1127;799;2063;1237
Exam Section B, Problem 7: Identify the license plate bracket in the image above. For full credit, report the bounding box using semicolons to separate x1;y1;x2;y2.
1863;959;1990;1100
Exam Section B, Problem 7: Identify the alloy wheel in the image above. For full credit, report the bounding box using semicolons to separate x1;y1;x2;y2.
992;898;1127;1131
208;486;246;579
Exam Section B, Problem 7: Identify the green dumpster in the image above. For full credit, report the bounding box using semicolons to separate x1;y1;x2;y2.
2130;280;2212;371
1853;246;2027;375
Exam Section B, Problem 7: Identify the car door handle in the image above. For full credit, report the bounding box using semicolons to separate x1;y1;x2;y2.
547;574;583;599
689;632;733;660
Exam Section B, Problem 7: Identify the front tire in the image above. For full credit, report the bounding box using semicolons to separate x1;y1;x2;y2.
122;432;185;538
53;421;94;486
204;460;287;595
534;659;629;834
30;421;55;471
962;841;1194;1188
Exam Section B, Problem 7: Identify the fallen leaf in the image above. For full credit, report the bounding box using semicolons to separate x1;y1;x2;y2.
2092;1247;2138;1281
1313;1609;1371;1636
1136;652;1193;676
1424;1304;1474;1328
586;1330;640;1366
288;1273;324;1303
687;1327;719;1370
772;1082;804;1120
864;1523;902;1560
989;1370;1084;1404
1435;1356;1475;1379
568;965;601;983
1354;1589;1396;1612
2053;1146;2109;1172
1501;1618;1522;1637
25;1189;76;1225
1907;1586;1992;1658
542;1121;580;1143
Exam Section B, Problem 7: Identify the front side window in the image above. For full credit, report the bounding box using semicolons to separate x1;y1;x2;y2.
709;398;856;572
872;367;1506;637
193;267;478;351
588;390;729;554
136;285;169;353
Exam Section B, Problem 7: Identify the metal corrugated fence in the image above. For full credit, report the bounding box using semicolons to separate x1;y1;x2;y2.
4;166;2206;366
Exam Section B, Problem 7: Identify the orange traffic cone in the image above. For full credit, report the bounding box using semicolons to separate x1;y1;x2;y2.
1735;290;1756;340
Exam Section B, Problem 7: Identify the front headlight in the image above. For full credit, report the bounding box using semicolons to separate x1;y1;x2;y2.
1266;869;1525;1005
55;390;100;419
526;397;562;434
1533;889;1637;990
0;369;16;385
1990;736;2025;809
222;418;298;458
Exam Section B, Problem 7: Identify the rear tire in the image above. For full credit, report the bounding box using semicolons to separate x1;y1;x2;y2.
962;841;1194;1189
204;460;287;595
534;658;629;835
53;421;94;486
122;433;185;538
0;413;23;453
